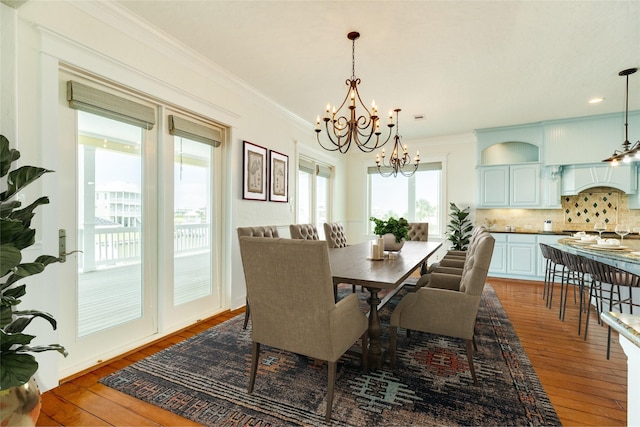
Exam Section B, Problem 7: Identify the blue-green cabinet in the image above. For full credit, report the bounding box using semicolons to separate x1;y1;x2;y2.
478;164;540;207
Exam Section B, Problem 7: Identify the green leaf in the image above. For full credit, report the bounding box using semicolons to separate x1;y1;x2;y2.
0;200;22;218
0;135;20;179
0;244;21;278
0;330;35;351
7;310;58;333
0;305;14;328
0;352;38;390
0;166;53;202
19;344;67;357
9;196;50;229
0;284;26;301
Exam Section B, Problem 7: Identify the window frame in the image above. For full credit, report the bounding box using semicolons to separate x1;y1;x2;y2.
367;159;447;238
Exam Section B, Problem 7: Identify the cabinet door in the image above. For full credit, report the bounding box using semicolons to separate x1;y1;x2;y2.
510;164;540;206
479;167;509;207
489;241;507;274
508;243;537;276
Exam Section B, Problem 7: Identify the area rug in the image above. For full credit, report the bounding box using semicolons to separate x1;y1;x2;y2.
100;284;561;426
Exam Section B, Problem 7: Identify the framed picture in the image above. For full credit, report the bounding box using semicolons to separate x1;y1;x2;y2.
269;150;289;202
242;140;267;201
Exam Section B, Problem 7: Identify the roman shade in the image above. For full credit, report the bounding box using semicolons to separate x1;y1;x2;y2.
66;80;155;130
169;115;222;147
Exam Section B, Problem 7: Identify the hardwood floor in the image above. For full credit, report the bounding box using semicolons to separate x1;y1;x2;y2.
36;278;627;426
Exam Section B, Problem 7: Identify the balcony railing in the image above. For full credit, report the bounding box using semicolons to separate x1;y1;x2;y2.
78;223;210;270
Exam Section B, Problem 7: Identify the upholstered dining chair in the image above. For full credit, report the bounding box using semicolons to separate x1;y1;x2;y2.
427;226;486;272
323;222;356;296
414;227;490;290
323;222;347;248
237;225;279;329
408;222;429;274
289;223;320;240
238;236;369;423
389;232;495;386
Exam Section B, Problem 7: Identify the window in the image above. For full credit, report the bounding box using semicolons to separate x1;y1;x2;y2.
297;157;332;236
368;162;444;236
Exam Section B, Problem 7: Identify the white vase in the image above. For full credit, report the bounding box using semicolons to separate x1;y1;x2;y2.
382;233;405;252
0;376;41;427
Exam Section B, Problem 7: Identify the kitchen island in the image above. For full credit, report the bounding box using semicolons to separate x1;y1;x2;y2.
556;236;640;275
555;237;640;425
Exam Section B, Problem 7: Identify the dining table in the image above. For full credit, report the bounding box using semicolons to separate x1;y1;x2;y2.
329;240;442;369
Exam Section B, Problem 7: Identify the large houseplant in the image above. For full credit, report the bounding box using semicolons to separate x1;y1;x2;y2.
445;202;473;251
0;134;67;424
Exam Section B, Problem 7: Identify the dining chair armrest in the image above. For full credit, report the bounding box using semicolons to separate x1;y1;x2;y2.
328;293;368;359
428;272;462;291
429;266;463;276
439;258;465;268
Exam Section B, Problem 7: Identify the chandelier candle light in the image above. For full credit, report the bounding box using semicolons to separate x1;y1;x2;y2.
315;31;396;153
375;109;420;177
602;67;639;166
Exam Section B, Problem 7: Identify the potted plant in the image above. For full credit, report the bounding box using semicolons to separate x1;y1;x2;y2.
369;216;410;251
0;135;67;426
445;202;473;251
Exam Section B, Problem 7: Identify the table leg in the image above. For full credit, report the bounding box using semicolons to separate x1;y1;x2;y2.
365;286;384;369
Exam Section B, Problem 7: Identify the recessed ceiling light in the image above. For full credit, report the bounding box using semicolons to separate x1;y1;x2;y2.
588;97;605;104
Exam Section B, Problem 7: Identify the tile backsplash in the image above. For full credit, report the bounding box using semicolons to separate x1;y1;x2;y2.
477;187;640;233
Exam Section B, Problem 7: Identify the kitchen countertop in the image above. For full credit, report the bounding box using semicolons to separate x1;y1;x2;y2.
556;237;640;266
491;229;640;239
601;312;640;349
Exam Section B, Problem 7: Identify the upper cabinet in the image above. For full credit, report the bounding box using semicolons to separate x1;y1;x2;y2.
476;126;546;208
476;112;640;209
544;112;640;165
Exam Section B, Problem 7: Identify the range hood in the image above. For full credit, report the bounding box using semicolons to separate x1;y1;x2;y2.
561;163;638;195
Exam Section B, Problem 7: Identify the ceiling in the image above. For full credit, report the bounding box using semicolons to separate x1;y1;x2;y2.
113;0;640;141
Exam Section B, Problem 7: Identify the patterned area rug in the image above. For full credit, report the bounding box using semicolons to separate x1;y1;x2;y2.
100;284;560;426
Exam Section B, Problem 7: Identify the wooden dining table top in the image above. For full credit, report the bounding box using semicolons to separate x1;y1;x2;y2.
328;240;442;289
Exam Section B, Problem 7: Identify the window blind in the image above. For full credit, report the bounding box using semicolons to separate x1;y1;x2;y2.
66;80;155;130
169;115;222;147
298;158;315;174
317;164;332;178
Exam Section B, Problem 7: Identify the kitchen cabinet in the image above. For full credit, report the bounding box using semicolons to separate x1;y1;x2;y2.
489;233;507;274
489;233;560;280
478;164;540;208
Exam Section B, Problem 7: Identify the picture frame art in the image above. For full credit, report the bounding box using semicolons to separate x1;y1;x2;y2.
242;140;267;201
269;150;289;202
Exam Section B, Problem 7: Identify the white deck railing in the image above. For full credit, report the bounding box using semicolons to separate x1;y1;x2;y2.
78;223;209;269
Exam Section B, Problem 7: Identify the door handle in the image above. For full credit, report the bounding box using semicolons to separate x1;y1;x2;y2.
59;229;83;263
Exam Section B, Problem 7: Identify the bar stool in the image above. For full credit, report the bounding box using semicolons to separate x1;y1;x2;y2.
545;245;570;311
559;251;590;335
582;257;640;359
539;243;554;304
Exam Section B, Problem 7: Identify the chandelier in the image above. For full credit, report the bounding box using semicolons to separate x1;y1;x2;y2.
315;32;396;153
375;109;420;177
602;67;639;166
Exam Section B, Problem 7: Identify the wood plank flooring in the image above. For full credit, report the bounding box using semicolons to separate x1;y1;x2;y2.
36;278;627;426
